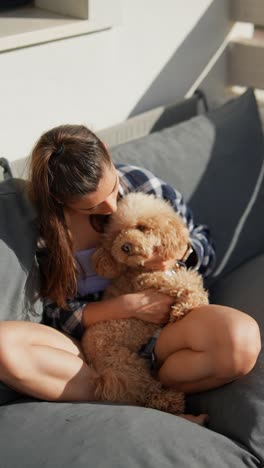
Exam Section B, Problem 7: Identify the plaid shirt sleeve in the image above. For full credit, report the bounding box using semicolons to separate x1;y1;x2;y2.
42;297;85;339
42;291;104;339
117;164;216;277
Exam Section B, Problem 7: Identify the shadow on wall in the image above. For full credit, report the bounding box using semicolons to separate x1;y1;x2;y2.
128;0;232;118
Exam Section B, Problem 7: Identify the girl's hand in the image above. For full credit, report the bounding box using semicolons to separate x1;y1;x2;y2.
126;289;174;324
83;290;173;327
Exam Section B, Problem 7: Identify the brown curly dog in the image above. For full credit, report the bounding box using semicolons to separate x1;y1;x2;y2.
82;192;209;420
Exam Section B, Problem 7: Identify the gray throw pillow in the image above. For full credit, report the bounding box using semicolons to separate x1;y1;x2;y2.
110;89;264;283
0;400;258;467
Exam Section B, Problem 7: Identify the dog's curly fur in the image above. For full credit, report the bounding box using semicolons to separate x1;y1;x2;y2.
82;192;209;414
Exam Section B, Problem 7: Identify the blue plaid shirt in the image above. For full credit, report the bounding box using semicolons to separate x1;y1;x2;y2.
43;164;215;339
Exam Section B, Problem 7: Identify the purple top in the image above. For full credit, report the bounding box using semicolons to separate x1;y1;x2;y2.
75;248;110;296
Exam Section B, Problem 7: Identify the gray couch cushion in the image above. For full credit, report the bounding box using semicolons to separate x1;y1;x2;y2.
187;255;264;464
0;400;260;468
0;178;42;322
110;89;264;284
0;178;43;404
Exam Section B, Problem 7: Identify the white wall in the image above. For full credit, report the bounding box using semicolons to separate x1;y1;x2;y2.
0;0;231;161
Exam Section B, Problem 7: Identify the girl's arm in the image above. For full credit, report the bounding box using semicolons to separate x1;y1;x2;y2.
43;290;174;339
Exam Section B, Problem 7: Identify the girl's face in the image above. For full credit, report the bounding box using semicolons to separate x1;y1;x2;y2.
66;164;119;216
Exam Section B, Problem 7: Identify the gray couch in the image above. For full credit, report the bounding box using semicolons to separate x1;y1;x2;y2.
0;88;263;467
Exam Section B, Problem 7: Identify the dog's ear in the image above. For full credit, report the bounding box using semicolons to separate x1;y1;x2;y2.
155;213;189;259
169;216;189;253
92;247;125;279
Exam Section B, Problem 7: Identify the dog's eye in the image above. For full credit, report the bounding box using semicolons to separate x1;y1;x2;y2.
136;224;147;232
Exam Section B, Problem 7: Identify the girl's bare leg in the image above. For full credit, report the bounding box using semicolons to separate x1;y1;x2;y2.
0;321;97;401
155;305;261;393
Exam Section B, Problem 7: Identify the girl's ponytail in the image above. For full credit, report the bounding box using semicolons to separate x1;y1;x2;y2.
29;124;110;307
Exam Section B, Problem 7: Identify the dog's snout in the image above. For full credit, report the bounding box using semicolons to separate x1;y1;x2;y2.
121;242;133;254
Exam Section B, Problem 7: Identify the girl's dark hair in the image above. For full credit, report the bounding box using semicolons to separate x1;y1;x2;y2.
28;124;111;307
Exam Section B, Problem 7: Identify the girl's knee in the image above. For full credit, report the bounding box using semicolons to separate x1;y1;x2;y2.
192;304;261;378
216;314;261;379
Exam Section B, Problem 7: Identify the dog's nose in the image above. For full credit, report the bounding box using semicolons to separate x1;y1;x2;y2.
121;242;133;254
